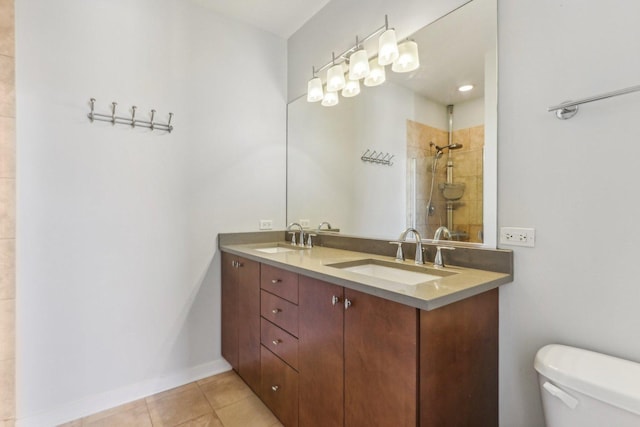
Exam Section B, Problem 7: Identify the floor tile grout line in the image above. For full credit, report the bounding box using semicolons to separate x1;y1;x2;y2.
143;397;154;427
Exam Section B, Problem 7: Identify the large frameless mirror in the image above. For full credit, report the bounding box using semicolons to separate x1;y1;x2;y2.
287;0;497;247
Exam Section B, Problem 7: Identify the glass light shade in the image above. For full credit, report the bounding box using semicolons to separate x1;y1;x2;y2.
321;91;339;107
342;79;361;98
307;77;324;102
349;49;370;80
364;59;386;87
326;64;346;92
392;40;420;73
378;29;399;66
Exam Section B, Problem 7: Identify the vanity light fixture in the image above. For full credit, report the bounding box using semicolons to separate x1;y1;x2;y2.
307;67;324;102
391;39;420;73
378;16;399;66
306;15;418;104
348;37;370;80
321;91;339;107
326;53;346;92
342;79;361;97
364;58;386;87
458;84;474;92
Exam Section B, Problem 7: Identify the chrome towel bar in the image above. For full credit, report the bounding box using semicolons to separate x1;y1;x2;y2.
548;84;640;120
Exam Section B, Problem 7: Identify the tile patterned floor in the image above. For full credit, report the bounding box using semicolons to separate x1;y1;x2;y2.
59;371;283;427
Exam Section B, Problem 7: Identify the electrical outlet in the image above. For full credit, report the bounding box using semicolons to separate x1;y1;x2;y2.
299;219;311;228
500;227;535;247
259;219;273;230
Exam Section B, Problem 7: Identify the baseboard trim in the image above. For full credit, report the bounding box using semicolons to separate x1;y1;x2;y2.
17;358;232;427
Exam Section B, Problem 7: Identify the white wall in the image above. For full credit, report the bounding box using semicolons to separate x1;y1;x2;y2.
287;94;357;232
291;0;640;426
499;1;640;425
452;97;484;130
287;83;441;239
15;0;286;425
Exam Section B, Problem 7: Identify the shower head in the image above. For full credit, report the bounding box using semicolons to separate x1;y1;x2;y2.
433;143;463;158
435;143;463;152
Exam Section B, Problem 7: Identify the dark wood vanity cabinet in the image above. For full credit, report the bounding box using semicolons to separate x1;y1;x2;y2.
259;265;300;427
221;251;498;427
420;288;498;427
220;253;261;394
298;277;344;427
298;275;418;427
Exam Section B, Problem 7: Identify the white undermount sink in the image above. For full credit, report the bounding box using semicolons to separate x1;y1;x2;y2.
254;243;309;254
327;259;456;285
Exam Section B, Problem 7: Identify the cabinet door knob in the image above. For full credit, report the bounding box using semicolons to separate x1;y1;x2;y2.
344;299;352;310
332;295;340;306
271;279;282;284
272;339;281;346
272;308;281;314
271;385;279;392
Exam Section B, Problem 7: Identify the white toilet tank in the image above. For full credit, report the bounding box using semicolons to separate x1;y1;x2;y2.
534;344;640;427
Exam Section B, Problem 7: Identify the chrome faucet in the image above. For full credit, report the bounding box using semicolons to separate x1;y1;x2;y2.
287;222;305;247
433;246;455;268
317;221;332;231
432;226;454;268
396;227;424;265
433;226;451;241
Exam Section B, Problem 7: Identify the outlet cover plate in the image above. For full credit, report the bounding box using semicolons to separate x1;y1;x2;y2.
500;227;535;247
259;219;273;230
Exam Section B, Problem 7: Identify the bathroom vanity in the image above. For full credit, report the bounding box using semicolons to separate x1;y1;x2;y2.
219;232;512;427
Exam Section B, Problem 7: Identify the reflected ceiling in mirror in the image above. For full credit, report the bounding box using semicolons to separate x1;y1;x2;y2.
287;0;497;247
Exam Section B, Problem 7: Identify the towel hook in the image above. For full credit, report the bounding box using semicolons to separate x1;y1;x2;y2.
89;98;96;122
167;112;173;133
150;109;156;130
131;106;137;128
111;102;117;125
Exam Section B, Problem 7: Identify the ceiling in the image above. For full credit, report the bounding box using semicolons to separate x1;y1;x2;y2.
388;0;496;105
192;0;331;39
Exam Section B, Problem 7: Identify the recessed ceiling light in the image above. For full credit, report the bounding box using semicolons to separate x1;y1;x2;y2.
458;84;474;92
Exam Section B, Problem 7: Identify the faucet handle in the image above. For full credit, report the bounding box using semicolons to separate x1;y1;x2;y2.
288;232;297;246
306;233;317;248
389;241;405;262
434;246;455;268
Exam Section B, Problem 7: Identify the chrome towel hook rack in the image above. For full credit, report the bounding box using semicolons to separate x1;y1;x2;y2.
548;84;640;120
88;98;174;132
361;149;394;166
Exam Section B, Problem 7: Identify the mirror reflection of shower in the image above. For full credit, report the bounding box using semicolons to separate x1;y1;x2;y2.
406;103;485;243
429;105;468;240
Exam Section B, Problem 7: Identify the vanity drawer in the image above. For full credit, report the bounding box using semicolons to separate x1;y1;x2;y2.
261;345;298;427
261;290;299;337
261;318;298;371
261;264;298;304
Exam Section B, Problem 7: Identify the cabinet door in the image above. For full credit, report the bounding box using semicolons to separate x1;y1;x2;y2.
298;276;344;427
344;289;418;427
221;252;239;371
237;257;261;394
420;289;498;427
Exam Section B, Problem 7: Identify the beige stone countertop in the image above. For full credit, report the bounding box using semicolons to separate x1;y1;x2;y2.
220;242;513;311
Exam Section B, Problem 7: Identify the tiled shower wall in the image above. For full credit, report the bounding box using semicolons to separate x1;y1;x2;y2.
407;119;484;243
0;0;15;425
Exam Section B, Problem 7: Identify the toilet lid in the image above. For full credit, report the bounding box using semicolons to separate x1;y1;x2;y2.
535;344;640;416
